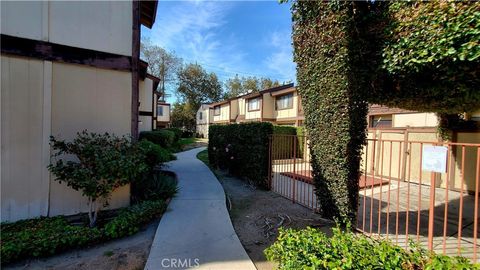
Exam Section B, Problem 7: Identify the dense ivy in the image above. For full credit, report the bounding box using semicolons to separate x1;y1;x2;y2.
289;0;479;224
372;1;480;113
291;1;369;223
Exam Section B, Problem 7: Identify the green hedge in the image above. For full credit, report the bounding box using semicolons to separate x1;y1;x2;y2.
272;126;301;159
209;122;273;188
1;200;167;265
138;140;176;169
139;130;175;148
265;226;479;270
164;128;182;142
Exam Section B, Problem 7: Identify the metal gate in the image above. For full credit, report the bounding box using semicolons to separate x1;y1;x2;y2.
268;134;480;262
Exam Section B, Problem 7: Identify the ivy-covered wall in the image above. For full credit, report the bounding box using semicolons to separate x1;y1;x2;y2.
289;1;479;223
291;1;370;223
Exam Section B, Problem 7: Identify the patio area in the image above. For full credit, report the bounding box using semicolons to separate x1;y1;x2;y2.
271;161;479;261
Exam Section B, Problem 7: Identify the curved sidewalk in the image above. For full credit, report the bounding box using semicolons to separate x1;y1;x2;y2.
144;147;256;270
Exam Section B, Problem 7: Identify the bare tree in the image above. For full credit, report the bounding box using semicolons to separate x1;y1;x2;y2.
141;38;182;101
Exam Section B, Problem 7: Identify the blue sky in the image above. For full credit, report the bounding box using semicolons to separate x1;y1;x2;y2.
141;0;296;103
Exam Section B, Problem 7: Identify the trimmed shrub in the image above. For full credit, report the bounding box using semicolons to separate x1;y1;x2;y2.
138;140;176;170
164;128;182;142
265;226;479;270
209;122;273;188
139;130;175;148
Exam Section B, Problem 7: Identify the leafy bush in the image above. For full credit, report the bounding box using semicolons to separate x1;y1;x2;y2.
131;172;178;203
209;122;273;188
164;128;182;142
139;130;176;148
1;199;171;265
265;226;479;270
138;139;176;170
181;130;194;138
103;200;167;238
48;131;148;227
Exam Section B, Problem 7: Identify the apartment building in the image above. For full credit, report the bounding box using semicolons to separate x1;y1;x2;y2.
156;101;171;129
1;1;158;222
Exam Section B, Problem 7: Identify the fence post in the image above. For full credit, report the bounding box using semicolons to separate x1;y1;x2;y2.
428;171;436;250
292;136;297;203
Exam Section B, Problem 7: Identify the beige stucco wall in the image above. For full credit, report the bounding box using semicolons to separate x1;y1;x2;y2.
393;113;438;127
262;93;275;119
1;1;47;41
238;98;245;116
213;103;229;122
139;116;152;132
49;62;132;216
1;58;133;222
157;104;170;123
1;1;132;56
1;56;51;221
230;100;238;120
139;78;153;112
49;1;132;56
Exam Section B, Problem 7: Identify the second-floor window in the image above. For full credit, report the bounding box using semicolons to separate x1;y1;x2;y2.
199;112;203;120
248;98;260;111
157;106;164;116
276;93;293;110
214;106;221;116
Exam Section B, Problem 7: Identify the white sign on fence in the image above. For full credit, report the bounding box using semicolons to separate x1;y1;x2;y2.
422;145;448;173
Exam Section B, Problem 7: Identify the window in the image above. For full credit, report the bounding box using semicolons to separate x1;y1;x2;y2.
157;106;163;116
248;98;260;111
369;114;392;128
276;93;293;110
214;106;221;116
199;112;203;120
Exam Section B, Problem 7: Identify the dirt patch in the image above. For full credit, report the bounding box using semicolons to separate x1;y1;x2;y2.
5;220;159;270
215;170;333;270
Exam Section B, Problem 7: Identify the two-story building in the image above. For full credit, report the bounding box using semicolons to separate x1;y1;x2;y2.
196;83;303;137
1;1;158;222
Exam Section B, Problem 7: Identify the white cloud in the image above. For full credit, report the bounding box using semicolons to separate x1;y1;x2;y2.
148;1;247;78
263;31;297;83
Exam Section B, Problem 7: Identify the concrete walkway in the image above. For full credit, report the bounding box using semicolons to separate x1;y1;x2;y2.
144;147;256;270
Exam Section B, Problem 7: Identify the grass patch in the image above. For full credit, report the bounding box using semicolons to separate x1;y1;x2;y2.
197;149;210;166
170;137;200;153
197;149;222;181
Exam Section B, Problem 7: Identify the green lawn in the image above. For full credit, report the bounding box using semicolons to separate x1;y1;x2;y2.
178;137;196;146
196;149;209;166
170;137;200;153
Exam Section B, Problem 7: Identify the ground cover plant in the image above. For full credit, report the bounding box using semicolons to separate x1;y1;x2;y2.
265;225;479;270
2;131;178;265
